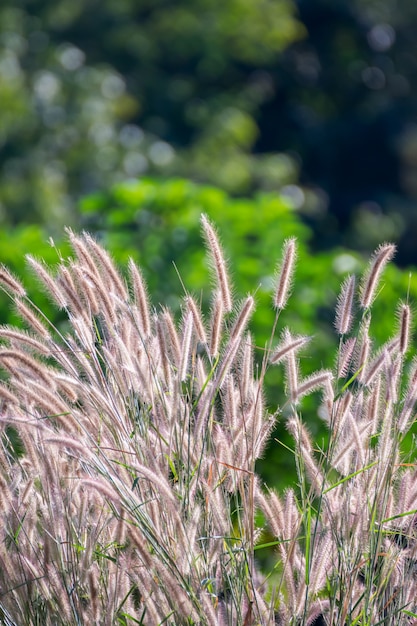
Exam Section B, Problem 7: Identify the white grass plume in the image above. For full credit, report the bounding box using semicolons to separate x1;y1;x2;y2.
0;231;415;626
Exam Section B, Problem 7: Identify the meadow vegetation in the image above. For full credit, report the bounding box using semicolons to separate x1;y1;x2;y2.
0;217;416;624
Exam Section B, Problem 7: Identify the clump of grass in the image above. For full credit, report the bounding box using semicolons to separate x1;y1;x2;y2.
0;219;416;625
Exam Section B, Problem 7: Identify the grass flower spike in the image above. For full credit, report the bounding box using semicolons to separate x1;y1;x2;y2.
0;227;416;625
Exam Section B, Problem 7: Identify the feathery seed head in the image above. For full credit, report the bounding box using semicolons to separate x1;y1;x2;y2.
185;295;207;344
201;213;232;312
295;369;334;401
67;228;101;279
270;327;311;365
0;265;26;297
179;310;193;381
335;274;355;335
273;237;297;310
83;232;128;300
161;308;181;364
14;298;50;338
27;255;68;309
209;290;224;357
359;242;395;309
229;295;255;344
398;301;411;355
128;257;151;337
337;336;356;379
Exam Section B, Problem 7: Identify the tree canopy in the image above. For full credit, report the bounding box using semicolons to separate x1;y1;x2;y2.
1;0;416;262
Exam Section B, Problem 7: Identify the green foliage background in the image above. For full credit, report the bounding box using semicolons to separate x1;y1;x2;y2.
2;0;417;261
0;0;303;226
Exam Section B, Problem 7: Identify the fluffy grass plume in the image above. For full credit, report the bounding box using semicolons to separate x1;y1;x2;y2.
0;220;416;625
